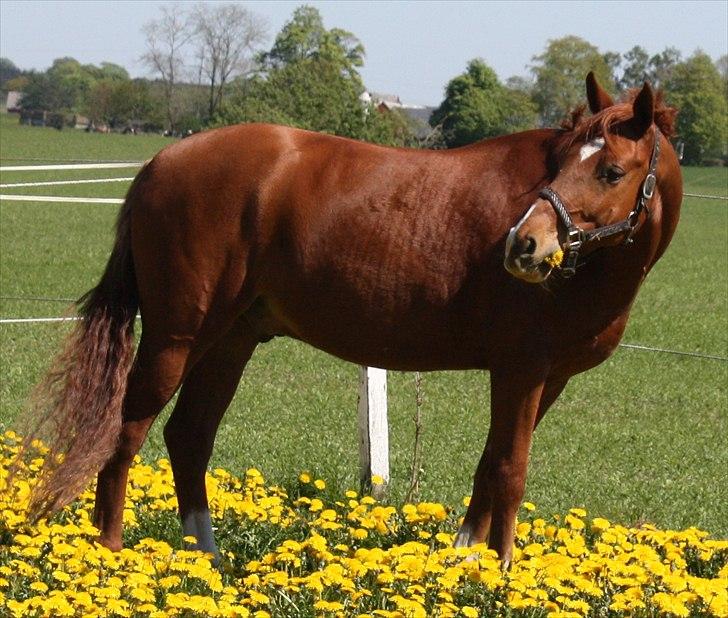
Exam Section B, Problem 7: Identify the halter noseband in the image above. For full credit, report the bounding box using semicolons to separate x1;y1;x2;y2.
539;127;661;278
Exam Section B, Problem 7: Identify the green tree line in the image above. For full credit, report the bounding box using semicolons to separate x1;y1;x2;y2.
2;5;726;163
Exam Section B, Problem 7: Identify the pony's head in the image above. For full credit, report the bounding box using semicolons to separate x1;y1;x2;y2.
504;72;678;283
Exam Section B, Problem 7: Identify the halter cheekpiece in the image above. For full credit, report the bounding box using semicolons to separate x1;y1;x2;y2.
539;127;661;278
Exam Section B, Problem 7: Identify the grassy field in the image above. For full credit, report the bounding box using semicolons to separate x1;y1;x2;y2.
1;112;726;538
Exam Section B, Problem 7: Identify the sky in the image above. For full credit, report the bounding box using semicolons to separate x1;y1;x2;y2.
1;0;726;106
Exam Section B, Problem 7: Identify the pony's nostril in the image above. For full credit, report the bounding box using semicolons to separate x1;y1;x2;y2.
524;236;536;255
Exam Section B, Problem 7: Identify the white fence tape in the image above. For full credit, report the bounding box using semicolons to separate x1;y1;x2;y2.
0;195;125;204
0;177;135;189
0;162;143;172
0;317;81;324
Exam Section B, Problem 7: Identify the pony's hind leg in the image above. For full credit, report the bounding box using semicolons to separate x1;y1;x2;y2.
163;319;258;560
94;338;192;550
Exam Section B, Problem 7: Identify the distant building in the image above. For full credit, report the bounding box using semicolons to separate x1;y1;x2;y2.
359;90;436;140
4;91;24;112
365;91;404;112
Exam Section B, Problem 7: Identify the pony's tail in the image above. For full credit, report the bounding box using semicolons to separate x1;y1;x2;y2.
18;193;139;521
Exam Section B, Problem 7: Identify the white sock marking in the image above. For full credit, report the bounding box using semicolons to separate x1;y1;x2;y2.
182;509;220;561
453;521;477;548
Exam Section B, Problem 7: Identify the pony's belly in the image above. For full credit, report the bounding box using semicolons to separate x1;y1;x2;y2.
243;295;489;371
296;329;489;372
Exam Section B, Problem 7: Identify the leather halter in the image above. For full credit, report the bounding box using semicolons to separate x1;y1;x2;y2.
539;127;661;278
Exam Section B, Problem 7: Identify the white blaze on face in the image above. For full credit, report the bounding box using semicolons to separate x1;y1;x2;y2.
505;203;538;255
579;137;605;162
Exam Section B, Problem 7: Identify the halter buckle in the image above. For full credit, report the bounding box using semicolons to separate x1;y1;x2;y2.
642;173;656;199
566;228;583;250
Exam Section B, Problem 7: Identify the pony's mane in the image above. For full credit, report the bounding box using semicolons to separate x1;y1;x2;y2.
557;88;677;153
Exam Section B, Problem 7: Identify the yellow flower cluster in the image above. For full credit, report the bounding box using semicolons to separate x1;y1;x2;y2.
544;249;565;268
1;431;726;617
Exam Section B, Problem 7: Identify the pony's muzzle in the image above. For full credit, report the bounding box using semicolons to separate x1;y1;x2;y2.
504;202;562;283
504;228;546;283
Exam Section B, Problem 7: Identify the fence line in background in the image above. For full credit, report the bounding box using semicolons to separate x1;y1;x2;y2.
0;162;143;172
0;316;81;324
2;193;725;206
0;195;125;204
0;177;135;189
1;308;725;362
683;192;728;201
0;157;150;163
618;343;727;362
0;315;141;324
0;162;724;201
0;296;76;303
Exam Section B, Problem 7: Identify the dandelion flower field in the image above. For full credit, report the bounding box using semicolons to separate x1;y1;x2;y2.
1;433;726;617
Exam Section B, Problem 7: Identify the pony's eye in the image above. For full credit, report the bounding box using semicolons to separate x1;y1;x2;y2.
600;165;625;185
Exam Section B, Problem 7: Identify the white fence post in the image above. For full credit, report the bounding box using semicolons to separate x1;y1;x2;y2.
358;366;389;499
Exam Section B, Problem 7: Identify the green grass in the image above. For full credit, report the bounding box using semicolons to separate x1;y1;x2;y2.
1;115;726;538
0;111;174;164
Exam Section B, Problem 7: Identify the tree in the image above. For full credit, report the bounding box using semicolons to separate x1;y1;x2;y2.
501;87;539;134
259;5;364;81
0;57;22;87
647;47;681;89
190;3;267;120
530;36;617;126
430;59;538;148
46;57;96;110
505;75;533;94
716;54;728;92
219;58;409;145
664;51;728;164
96;62;130;81
218;6;410;146
619;46;682;93
19;58;94;112
19;72;57;111
84;79;155;127
141;5;193;130
221;59;361;131
619;46;651;90
4;75;28;92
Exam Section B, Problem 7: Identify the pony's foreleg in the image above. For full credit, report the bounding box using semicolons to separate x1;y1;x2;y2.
485;368;546;565
94;340;191;550
163;321;258;561
453;436;493;548
455;367;546;565
454;373;567;554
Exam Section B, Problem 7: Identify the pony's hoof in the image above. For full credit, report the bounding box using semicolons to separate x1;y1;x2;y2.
97;536;123;552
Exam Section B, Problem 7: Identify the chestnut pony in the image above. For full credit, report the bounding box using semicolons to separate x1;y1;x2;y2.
20;73;680;565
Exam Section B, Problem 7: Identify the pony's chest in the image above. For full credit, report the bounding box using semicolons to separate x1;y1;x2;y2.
551;313;629;375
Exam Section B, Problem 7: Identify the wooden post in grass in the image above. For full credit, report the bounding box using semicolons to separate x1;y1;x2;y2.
358;366;389;499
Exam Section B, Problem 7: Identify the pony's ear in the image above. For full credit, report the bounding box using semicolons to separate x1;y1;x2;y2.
586;71;614;113
632;82;655;135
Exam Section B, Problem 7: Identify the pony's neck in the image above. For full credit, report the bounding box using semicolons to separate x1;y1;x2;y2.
549;221;660;345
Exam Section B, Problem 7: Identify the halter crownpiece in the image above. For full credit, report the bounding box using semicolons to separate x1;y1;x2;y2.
539;127;662;278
